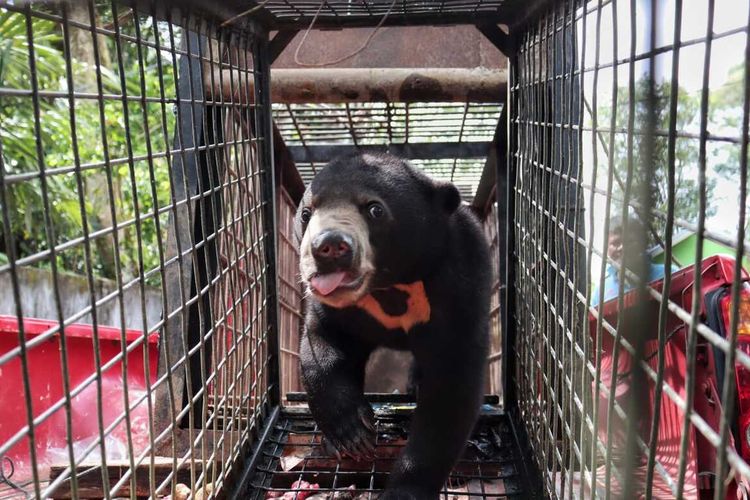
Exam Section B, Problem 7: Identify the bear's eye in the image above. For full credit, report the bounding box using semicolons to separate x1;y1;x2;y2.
300;208;312;224
367;202;385;219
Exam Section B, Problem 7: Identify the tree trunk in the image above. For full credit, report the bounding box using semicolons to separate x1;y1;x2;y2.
67;0;117;279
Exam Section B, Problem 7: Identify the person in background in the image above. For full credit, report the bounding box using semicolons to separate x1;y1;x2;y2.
591;215;677;307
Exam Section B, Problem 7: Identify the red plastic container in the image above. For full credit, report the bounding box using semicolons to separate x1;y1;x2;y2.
0;316;158;483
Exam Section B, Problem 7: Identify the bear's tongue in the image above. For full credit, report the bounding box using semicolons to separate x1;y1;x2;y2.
311;271;347;296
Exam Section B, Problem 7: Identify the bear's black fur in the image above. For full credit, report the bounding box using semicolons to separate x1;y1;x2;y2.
295;153;491;499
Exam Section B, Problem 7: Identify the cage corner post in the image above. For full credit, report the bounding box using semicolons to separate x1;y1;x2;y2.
499;51;518;412
253;23;283;413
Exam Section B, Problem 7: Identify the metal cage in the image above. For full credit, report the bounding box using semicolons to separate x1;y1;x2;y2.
2;0;750;499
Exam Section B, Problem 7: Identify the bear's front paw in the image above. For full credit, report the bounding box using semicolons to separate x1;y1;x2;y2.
318;403;376;461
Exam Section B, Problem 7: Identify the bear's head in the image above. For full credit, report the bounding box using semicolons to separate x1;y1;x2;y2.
295;153;461;308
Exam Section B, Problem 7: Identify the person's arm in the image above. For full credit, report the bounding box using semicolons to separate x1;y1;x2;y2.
591;282;600;307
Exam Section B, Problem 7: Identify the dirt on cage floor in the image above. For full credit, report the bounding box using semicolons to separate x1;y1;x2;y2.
242;404;535;499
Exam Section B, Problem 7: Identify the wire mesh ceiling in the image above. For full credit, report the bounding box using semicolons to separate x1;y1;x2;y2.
273;101;502;200
255;0;511;28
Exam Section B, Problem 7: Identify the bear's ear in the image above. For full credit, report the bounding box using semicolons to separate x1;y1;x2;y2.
434;181;461;214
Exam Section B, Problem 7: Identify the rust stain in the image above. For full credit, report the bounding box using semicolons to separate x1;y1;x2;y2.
356;281;431;332
399;73;449;102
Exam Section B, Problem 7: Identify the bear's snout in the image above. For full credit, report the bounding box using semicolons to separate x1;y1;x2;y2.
311;230;355;272
298;203;375;306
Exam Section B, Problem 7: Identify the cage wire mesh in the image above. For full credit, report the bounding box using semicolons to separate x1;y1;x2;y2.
0;1;278;498
276;187;303;403
253;0;510;28
259;0;506;20
507;0;750;498
484;202;503;399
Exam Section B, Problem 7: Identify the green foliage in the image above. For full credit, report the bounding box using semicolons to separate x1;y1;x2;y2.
0;8;176;286
709;64;746;180
598;78;718;244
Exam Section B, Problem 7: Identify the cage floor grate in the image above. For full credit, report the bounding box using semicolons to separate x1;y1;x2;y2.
245;406;533;499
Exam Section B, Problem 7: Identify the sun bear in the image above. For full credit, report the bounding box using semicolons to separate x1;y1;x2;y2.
295;153;491;499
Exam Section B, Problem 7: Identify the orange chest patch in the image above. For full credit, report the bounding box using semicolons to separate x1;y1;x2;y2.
355;281;431;333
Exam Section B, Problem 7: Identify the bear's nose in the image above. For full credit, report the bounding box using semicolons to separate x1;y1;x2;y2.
312;230;354;270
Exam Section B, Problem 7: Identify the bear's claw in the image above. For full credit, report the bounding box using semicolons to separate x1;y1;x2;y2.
319;404;376;461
